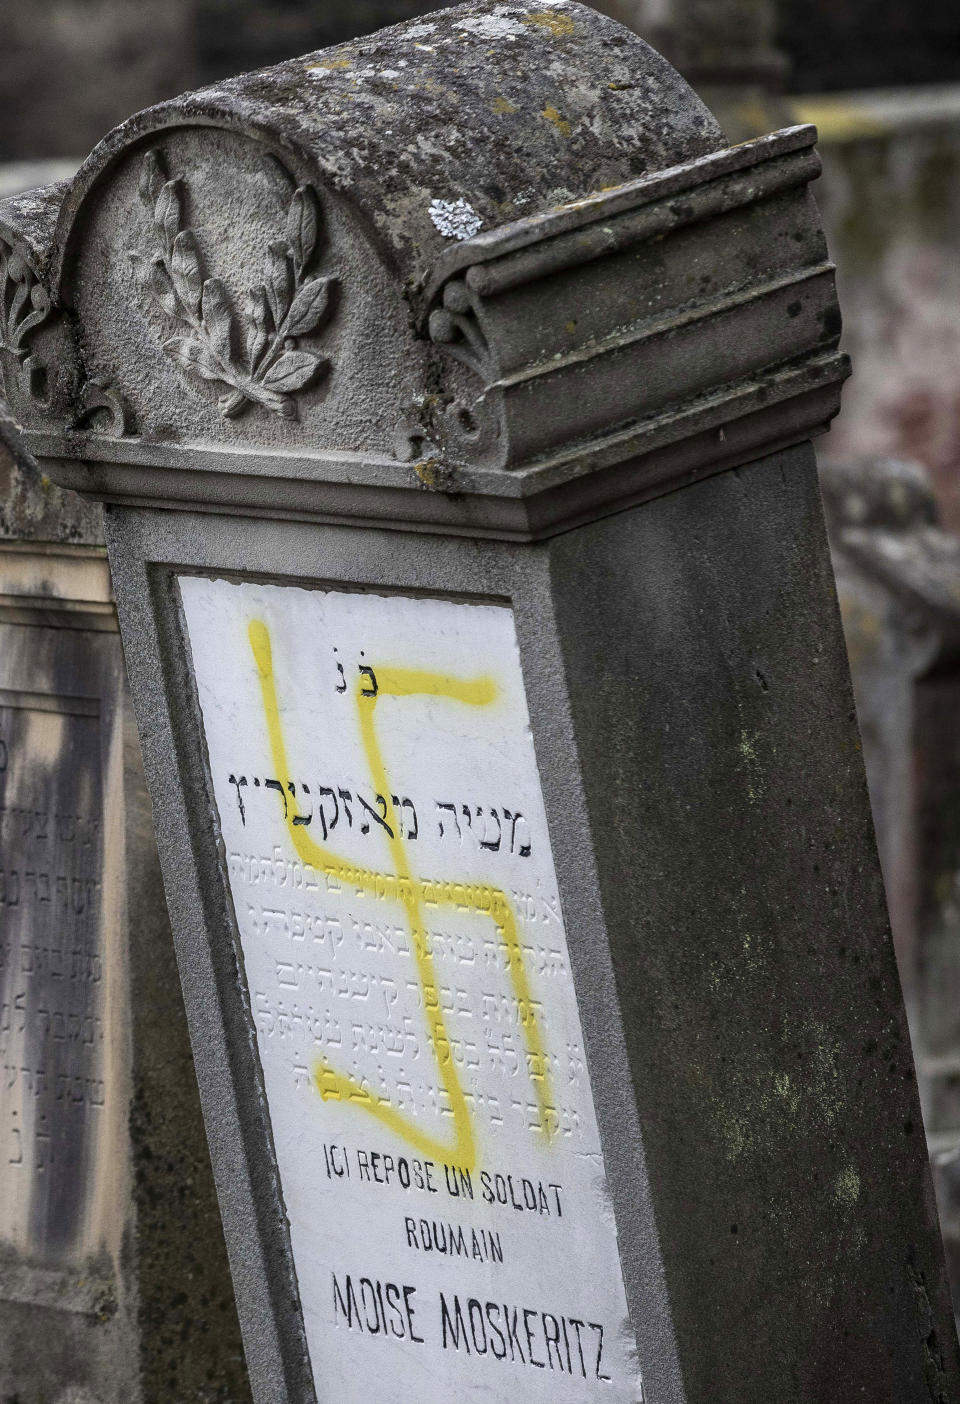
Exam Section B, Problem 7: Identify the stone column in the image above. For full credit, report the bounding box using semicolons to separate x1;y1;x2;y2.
2;3;956;1401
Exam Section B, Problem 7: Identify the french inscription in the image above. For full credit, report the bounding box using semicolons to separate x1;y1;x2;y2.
181;578;644;1402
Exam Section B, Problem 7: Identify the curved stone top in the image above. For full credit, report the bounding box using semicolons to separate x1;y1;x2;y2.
50;0;723;300
0;180;68;272
0;0;845;541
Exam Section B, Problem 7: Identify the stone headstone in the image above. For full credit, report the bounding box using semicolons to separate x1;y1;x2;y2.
778;0;960;92
4;3;958;1399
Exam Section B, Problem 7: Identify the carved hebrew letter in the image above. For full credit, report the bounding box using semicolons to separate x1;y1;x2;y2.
509;810;532;857
265;777;288;817
228;775;248;824
316;786;338;839
478;807;502;852
391;795;419;839
291;781;313;826
436;802;461;840
358;792;394;838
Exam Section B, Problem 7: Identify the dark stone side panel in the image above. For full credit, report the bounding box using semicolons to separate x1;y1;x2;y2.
121;694;254;1404
547;444;960;1402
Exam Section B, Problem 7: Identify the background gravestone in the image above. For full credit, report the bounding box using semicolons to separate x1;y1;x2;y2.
2;3;958;1400
821;454;960;1324
0;419;250;1392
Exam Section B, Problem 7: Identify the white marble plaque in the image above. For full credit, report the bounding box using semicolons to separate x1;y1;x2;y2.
180;576;643;1403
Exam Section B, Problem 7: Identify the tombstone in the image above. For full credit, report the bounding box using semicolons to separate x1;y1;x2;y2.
0;366;249;1391
3;2;958;1399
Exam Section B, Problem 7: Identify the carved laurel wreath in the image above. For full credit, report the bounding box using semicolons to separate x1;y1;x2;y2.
131;149;337;420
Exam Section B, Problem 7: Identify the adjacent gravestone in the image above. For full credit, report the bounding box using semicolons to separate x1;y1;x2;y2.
3;2;958;1399
0;385;249;1393
821;453;960;1322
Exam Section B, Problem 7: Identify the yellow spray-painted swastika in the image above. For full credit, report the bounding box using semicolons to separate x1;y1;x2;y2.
248;618;554;1173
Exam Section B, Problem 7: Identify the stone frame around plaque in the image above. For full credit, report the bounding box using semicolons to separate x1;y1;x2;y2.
111;508;680;1403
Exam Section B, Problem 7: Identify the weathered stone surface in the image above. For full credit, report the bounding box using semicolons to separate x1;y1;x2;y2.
550;443;952;1400
1;0;739;500
55;0;724;301
0;436;101;547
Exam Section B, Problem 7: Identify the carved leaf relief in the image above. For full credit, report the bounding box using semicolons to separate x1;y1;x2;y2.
0;237;55;406
130;149;339;421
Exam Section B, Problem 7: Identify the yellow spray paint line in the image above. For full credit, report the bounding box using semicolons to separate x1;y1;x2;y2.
248;619;555;1172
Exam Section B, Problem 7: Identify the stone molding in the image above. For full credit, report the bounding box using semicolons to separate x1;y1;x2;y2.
0;540;115;631
9;127;846;541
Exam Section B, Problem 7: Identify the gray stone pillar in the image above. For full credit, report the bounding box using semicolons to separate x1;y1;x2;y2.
2;3;956;1400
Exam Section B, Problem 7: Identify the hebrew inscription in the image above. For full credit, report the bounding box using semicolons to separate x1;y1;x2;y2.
181;578;643;1403
0;694;105;1260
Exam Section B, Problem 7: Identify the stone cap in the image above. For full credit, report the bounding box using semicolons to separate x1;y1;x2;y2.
37;0;724;304
0;0;848;540
0;181;67;274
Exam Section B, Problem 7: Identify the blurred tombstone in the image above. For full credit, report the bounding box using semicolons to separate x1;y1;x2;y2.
822;454;960;1321
2;3;958;1401
806;103;960;533
0;265;249;1398
0;0;195;162
195;0;450;85
595;0;789;138
778;0;960;92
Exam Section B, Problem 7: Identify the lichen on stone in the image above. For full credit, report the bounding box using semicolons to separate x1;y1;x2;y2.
429;197;483;240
